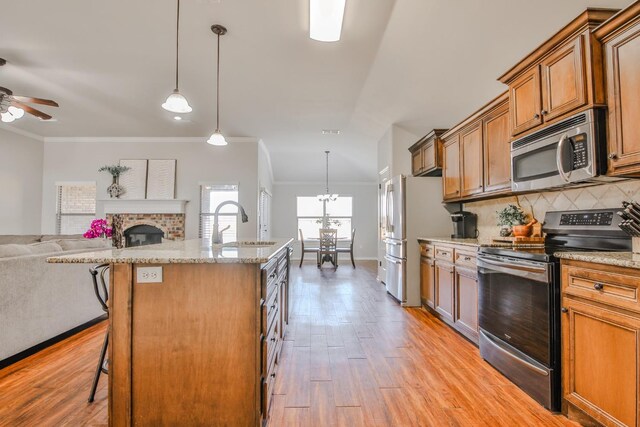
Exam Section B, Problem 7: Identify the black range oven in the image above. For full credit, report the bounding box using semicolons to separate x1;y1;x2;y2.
477;209;631;412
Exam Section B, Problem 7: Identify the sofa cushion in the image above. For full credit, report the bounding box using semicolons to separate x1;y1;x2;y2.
0;244;33;258
40;234;84;242
57;239;112;251
0;235;42;245
27;241;64;255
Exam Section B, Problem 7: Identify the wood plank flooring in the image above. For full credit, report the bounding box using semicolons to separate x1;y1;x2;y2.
0;260;577;426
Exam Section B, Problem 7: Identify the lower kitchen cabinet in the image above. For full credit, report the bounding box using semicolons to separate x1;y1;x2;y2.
561;259;640;427
419;241;480;345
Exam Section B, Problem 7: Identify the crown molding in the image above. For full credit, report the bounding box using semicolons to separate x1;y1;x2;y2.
0;124;45;142
43;136;260;144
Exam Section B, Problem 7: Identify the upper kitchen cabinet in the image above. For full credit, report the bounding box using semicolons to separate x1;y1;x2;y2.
441;92;511;202
595;2;640;177
498;9;618;138
408;129;447;177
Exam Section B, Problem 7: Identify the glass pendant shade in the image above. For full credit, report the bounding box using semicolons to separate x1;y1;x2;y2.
8;106;24;119
162;90;192;113
207;130;227;146
1;111;16;123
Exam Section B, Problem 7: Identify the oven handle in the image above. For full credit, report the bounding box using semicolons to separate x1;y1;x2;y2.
477;257;550;283
556;133;571;183
480;330;549;377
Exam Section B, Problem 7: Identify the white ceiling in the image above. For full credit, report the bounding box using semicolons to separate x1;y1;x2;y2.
0;0;632;182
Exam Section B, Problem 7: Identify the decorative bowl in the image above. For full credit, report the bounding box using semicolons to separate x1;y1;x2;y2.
512;225;532;237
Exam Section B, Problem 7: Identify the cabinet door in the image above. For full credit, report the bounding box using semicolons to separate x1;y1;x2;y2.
420;256;435;309
454;267;479;343
460;122;484;197
411;149;423;176
483;102;511;193
541;37;586;122
443;135;461;200
434;261;454;323
562;298;639;427
509;67;543;136
422;142;436;172
605;23;640;176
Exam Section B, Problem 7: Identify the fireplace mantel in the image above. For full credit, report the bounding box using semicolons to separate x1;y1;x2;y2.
100;199;189;214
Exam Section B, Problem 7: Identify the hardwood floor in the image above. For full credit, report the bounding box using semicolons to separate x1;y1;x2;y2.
0;260;577;426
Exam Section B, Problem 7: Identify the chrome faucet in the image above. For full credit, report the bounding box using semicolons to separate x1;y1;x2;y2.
211;200;249;244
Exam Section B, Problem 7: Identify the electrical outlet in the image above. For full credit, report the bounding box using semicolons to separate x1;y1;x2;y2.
137;266;163;283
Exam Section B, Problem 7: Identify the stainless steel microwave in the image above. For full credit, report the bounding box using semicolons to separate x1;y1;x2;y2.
511;109;611;193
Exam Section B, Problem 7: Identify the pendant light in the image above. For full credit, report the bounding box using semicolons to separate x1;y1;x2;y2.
207;24;228;146
317;151;339;202
162;0;192;114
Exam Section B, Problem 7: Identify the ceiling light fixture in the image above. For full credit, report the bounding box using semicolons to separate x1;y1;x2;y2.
162;0;192;114
317;151;339;202
207;24;228;146
309;0;346;42
173;116;182;121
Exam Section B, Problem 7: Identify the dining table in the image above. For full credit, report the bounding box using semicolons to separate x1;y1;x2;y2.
305;237;351;266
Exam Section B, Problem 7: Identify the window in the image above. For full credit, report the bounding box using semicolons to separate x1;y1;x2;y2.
199;184;239;242
297;196;352;239
56;183;97;234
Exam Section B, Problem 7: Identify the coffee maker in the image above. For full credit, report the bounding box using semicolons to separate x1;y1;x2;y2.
451;211;478;238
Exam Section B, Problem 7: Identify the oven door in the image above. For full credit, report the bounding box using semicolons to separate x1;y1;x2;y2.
477;254;553;366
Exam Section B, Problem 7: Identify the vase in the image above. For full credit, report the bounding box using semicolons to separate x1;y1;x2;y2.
499;226;511;237
107;176;124;198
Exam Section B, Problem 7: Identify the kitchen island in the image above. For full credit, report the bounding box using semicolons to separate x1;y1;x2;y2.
48;238;293;427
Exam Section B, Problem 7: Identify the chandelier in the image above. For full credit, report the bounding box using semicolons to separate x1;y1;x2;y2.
317;150;338;202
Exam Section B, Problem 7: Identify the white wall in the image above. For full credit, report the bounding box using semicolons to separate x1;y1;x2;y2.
271;182;378;260
0;128;44;234
41;138;261;239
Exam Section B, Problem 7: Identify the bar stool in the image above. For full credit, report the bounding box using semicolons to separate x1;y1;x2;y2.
88;263;110;403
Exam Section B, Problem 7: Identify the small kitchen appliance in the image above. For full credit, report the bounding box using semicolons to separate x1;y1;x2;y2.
451;211;477;238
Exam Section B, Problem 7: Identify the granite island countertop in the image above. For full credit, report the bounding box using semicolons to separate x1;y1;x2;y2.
46;238;294;264
554;251;640;270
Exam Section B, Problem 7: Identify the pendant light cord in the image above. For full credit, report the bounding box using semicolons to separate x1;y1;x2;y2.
175;0;180;91
216;31;221;131
325;151;330;194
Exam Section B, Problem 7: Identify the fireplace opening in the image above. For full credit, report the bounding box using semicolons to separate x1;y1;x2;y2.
123;224;165;247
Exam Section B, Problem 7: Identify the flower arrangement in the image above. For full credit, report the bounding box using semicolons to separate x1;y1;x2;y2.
83;218;113;239
98;165;130;177
496;204;528;227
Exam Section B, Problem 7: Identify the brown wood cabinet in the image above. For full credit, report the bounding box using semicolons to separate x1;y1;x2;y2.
499;9;617;138
561;258;640;427
441;92;511;202
409;129;447;177
420;241;479;345
595;2;640;176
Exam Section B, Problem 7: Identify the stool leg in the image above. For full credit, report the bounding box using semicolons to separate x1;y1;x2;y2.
88;328;109;403
299;250;304;268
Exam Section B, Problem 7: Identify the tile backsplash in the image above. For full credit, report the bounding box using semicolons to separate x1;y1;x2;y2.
465;180;640;239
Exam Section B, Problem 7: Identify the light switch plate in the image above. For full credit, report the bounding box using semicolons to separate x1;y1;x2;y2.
137;266;163;283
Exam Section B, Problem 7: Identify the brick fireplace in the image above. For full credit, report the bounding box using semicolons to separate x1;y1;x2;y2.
102;199;188;248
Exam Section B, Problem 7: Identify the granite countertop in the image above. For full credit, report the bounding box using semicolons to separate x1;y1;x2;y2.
554;251;640;270
46;238;294;264
416;237;512;248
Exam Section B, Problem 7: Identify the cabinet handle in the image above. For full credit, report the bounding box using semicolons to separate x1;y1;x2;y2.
270;337;276;342
534;113;540;119
594;283;604;291
561;307;568;313
608;153;618;160
464;256;472;261
271;373;276;378
271;304;277;309
541;110;548;116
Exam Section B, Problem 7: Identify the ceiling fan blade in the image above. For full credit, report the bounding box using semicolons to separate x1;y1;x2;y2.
11;100;53;120
11;95;58;107
0;86;13;96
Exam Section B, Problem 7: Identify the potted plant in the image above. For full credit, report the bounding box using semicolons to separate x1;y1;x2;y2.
98;165;130;198
496;204;528;237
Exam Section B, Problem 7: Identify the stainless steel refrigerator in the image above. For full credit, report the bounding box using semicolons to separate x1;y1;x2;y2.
382;175;451;306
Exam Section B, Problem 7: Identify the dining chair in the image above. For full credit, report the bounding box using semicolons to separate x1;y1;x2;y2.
318;228;338;268
336;228;356;268
299;229;319;268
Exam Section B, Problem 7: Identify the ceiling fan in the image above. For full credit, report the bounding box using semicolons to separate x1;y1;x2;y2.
0;57;59;123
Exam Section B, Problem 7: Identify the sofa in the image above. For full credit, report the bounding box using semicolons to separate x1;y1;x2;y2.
0;235;112;363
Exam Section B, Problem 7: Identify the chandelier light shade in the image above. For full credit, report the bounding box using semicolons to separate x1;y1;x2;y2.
162;0;192;114
309;0;346;42
207;24;228;146
317;151;339;202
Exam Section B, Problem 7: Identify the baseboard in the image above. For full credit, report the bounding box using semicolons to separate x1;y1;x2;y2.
0;314;108;370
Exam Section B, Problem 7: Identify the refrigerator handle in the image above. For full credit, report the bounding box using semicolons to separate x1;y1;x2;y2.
387;185;394;234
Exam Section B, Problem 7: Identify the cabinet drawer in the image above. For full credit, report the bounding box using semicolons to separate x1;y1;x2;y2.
454;249;477;268
261;261;278;299
261;370;276;418
262;285;279;334
434;246;454;263
563;264;640;313
420;243;434;258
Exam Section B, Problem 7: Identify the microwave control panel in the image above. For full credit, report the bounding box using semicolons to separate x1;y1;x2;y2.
571;133;589;169
559;211;613;226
